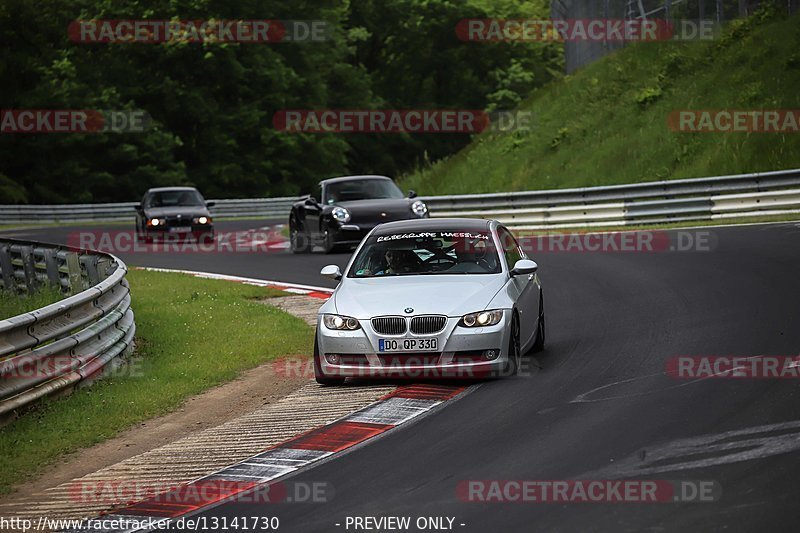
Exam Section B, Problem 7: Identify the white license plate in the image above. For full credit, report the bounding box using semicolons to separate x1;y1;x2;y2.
379;338;438;352
170;227;191;233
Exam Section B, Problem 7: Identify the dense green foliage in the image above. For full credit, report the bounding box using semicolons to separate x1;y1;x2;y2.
0;0;560;203
400;10;800;194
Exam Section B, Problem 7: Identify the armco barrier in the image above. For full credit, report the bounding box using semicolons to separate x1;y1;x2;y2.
0;239;135;418
420;168;800;229
0;169;798;229
0;197;299;225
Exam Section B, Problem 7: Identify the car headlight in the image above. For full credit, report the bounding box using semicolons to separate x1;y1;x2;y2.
323;314;360;330
459;310;504;327
147;218;166;227
193;216;212;225
332;207;351;223
411;200;428;217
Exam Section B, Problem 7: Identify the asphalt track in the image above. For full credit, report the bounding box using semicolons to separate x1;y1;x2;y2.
4;220;800;532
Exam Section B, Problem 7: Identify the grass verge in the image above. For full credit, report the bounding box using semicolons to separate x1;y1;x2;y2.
0;269;312;494
401;11;800;195
0;287;64;321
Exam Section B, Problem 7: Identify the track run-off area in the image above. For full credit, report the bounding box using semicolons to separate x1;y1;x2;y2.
2;219;800;532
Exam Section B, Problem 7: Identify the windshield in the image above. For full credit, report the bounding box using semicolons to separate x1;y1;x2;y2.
324;179;404;204
145;190;205;208
348;231;501;277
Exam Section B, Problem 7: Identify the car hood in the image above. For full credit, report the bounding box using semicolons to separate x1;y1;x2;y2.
335;199;413;221
334;274;507;319
144;206;210;218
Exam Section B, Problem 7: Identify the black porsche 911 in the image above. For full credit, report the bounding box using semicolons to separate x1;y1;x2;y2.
289;175;429;253
134;186;215;242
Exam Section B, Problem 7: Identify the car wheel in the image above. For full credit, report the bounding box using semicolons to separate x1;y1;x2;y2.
503;313;521;377
532;293;546;353
313;332;345;386
290;217;310;254
323;225;338;254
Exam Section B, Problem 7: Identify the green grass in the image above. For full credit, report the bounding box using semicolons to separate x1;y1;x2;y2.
0;287;65;320
401;11;800;195
0;270;312;494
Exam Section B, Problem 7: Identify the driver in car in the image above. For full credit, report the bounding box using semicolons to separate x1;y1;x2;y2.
356;249;417;276
380;249;416;275
470;239;494;271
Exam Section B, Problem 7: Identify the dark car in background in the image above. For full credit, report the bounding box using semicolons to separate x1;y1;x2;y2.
134;187;215;242
289;175;429;253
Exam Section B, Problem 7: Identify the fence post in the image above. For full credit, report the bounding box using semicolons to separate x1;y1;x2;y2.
64;252;83;293
10;245;37;293
0;245;13;292
33;247;61;288
80;254;100;286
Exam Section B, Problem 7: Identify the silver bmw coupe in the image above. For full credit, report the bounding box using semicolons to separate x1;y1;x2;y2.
314;218;545;385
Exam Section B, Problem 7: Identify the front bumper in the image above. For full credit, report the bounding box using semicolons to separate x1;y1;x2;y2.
328;223;375;247
316;311;513;379
330;215;429;246
142;225;215;241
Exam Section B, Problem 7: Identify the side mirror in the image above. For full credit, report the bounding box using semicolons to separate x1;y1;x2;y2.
320;265;342;281
408;190;418;199
305;196;319;206
134;203;143;211
206;201;216;208
510;259;538;277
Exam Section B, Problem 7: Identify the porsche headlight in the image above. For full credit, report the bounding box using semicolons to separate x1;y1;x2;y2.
332;207;351;223
323;314;360;330
411;200;428;217
459;310;504;327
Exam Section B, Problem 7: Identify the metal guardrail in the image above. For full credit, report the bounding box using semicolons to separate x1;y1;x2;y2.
0;197;299;224
0;239;135;418
420;168;800;229
0;169;798;229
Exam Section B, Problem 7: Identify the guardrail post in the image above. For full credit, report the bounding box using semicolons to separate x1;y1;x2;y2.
80;255;100;285
10;244;37;293
96;256;113;281
57;250;83;293
33;247;61;289
0;244;13;292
